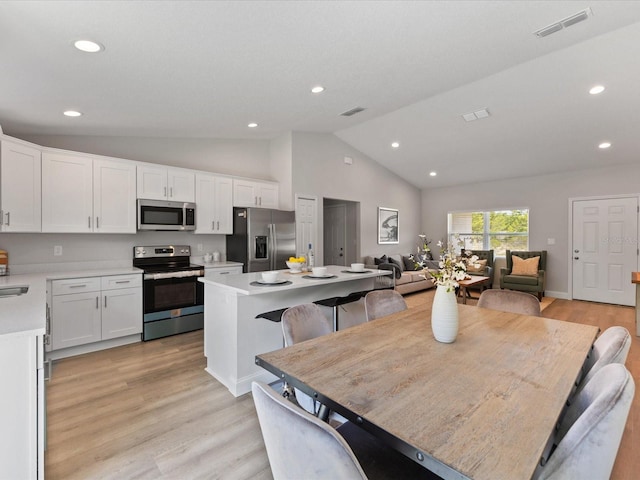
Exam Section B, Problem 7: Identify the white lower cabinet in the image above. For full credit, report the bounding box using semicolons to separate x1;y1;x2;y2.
0;333;44;480
50;274;142;351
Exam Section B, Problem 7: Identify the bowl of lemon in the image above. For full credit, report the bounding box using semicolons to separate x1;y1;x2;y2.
286;257;306;273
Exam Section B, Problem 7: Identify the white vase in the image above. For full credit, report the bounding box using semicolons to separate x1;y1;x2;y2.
431;285;459;343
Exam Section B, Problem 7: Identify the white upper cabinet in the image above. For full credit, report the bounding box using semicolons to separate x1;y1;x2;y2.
0;140;42;232
233;179;279;209
137;164;195;202
42;152;93;232
93;159;137;233
42;152;136;233
195;173;233;234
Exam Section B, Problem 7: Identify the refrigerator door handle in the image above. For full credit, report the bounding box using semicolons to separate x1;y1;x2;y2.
269;223;277;270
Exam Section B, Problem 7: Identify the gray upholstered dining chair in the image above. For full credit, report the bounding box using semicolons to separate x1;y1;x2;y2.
281;303;333;414
534;363;634;480
477;289;541;316
251;381;440;480
580;325;631;387
364;289;407;321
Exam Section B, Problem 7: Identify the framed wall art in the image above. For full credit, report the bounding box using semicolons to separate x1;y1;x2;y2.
378;207;399;244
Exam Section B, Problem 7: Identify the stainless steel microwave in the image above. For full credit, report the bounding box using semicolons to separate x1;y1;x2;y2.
137;199;196;231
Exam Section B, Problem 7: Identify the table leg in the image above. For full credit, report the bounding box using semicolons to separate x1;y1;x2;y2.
461;286;468;305
317;404;330;422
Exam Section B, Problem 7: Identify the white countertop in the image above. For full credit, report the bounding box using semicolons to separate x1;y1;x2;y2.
202;261;243;269
0;267;143;338
198;265;391;295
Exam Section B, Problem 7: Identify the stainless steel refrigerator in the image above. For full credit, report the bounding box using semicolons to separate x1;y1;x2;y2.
226;207;296;272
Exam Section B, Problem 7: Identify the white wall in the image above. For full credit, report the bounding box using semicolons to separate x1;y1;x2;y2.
291;132;421;261
15;134;272;179
421;163;640;297
269;132;293;210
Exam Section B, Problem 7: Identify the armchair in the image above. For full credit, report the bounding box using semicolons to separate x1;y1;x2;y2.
461;249;494;291
500;250;547;300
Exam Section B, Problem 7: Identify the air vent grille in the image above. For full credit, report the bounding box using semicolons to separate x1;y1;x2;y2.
534;7;592;38
340;107;366;117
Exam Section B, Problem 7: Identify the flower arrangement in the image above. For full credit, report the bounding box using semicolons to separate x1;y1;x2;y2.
431;235;478;292
418;234;433;259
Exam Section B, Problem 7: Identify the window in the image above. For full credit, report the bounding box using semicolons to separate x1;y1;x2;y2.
448;209;529;256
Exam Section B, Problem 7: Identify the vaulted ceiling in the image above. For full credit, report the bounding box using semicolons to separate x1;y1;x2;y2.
1;1;639;188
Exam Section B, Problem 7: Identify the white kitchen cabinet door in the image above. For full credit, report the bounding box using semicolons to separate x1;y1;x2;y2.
101;287;142;340
167;167;195;202
42;152;93;232
196;174;233;234
257;182;279;208
214;175;233;233
233;179;278;208
51;291;102;350
0;334;38;480
94;159;137;233
136;164;168;200
233;179;258;207
0;140;42;232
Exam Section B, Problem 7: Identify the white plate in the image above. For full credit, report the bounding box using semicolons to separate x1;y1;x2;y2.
256;279;289;285
306;274;335;278
346;269;368;273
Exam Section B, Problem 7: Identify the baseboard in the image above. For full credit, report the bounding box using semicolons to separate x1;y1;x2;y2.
47;334;141;361
545;290;569;300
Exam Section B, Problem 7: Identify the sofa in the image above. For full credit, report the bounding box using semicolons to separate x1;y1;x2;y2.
363;254;436;295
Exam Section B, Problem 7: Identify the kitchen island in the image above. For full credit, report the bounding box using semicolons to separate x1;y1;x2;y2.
199;265;392;397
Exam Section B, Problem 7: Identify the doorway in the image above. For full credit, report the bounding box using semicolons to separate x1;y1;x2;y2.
571;196;638;306
323;198;359;267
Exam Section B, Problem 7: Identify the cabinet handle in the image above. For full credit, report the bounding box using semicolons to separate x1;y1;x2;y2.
5;212;9;226
217;221;220;230
104;296;107;308
259;196;262;206
69;284;87;289
0;210;3;225
115;280;130;284
212;221;215;231
255;196;258;205
170;187;173;198
96;296;99;309
96;217;99;229
88;216;91;228
220;271;230;275
164;187;167;198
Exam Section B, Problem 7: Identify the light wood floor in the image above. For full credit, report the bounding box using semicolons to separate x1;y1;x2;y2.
46;290;639;479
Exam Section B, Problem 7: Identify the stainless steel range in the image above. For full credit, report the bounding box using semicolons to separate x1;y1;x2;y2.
133;245;204;341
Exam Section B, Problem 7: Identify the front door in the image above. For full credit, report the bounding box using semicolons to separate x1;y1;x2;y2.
572;196;638;306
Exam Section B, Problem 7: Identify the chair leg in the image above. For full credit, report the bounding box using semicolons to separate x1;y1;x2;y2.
538;292;543;301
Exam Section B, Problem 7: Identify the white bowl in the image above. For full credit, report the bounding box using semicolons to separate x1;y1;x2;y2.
350;263;365;272
262;271;280;283
312;267;328;276
286;261;303;272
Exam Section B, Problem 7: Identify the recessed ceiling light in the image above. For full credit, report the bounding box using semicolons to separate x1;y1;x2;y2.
311;86;325;94
247;122;258;128
598;142;611;149
430;171;437;177
589;85;605;95
63;110;82;117
391;142;400;148
74;40;104;53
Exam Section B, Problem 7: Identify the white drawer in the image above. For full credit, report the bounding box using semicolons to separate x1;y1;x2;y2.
101;274;142;291
52;277;101;295
206;266;243;276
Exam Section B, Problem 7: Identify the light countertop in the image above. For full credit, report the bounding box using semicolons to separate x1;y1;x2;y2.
198;265;391;296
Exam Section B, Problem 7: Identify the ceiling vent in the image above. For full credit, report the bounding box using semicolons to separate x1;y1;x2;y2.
534;7;592;38
462;108;490;122
340;107;366;117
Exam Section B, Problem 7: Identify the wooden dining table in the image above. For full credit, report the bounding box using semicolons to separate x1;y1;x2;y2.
255;302;599;480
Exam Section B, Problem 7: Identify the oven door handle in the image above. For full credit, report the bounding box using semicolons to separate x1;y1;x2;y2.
144;270;204;280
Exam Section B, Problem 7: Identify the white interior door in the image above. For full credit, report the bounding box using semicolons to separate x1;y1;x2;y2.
295;195;317;257
324;204;347;266
572;197;638;306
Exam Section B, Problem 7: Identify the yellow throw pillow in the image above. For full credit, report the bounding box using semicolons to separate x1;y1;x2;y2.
466;258;487;273
511;255;540;276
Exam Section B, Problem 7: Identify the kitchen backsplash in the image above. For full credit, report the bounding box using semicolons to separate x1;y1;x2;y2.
0;232;227;274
